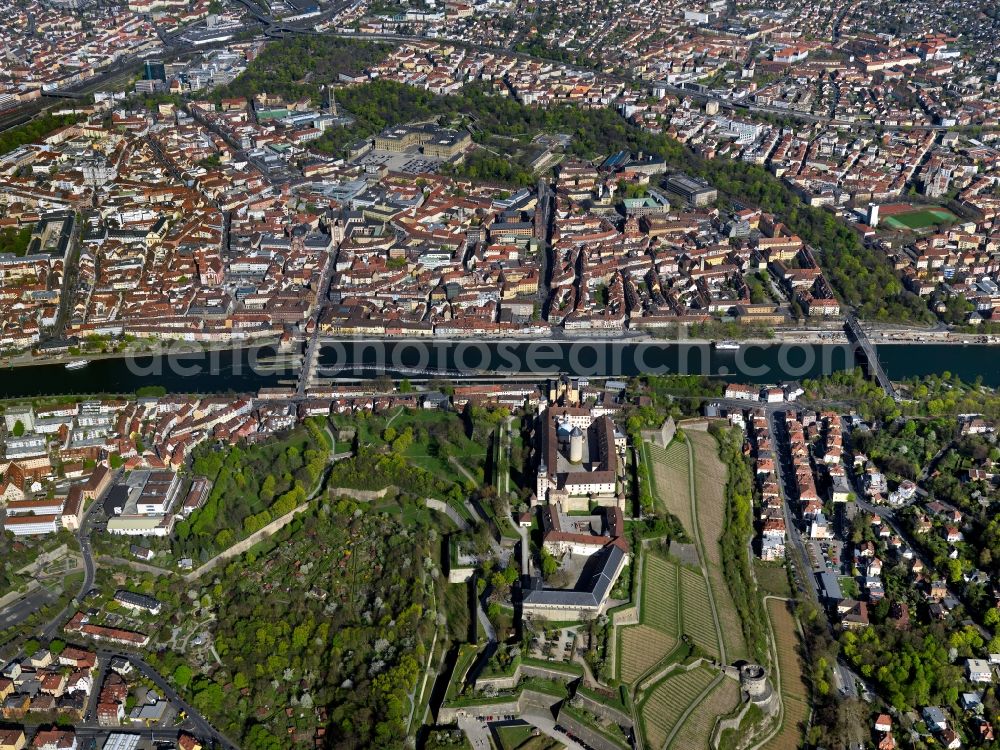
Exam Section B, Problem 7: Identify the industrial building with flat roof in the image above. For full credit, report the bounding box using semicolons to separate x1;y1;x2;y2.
102;734;141;750
103;469;180;536
663;172;718;207
2;513;59;536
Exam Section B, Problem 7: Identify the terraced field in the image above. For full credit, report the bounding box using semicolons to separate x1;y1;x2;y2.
686;431;728;566
619;554;680;683
641;666;717;749
679;566;720;659
669;676;742;750
646;441;692;534
620;625;677;684
706;565;747;662
688;430;749;662
644;554;680;633
628;431;757;749
763;599;809;750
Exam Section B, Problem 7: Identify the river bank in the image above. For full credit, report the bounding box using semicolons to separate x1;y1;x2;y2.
867;333;999;345
0;336;284;370
2;325;998;372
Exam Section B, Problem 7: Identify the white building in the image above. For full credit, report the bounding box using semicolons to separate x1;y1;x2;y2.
4;435;48;459
967;658;994;684
3;513;59;536
107;515;175;537
3;406;35;433
809;512;832;540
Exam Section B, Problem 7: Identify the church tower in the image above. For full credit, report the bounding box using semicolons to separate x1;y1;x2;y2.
535;458;548;506
325;85;338;117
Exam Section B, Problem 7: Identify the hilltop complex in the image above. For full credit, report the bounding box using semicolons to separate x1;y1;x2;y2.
3;0;1000;748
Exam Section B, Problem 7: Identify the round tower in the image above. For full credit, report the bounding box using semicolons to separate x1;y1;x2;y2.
740;663;769;701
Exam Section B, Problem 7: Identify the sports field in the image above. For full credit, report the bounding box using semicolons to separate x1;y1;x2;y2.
880;206;957;230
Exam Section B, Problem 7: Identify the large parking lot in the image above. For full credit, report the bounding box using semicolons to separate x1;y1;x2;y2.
354;149;444;174
807;538;844;574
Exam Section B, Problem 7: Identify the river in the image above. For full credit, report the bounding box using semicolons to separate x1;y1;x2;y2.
0;341;997;399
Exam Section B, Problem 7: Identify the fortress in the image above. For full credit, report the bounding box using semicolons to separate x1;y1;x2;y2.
535;406;626;512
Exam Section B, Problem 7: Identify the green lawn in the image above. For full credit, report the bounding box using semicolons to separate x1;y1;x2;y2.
497;725;537;750
443;581;472;643
371;500;447;527
404;452;457;481
754;560;792;597
839;576;860;599
336;407;487;483
445;644;482;702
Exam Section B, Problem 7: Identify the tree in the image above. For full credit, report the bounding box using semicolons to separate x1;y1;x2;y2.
192;678;225;715
11;420;23;437
172;664;194;689
214;528;235;549
244;726;283;750
392;428;414;454
292;622;313;650
946;558;964;584
0;113;82;162
985;608;1000;629
0;228;32;258
540;548;559;578
260;475;277;503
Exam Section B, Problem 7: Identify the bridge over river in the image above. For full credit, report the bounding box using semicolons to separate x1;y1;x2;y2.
844;315;899;400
